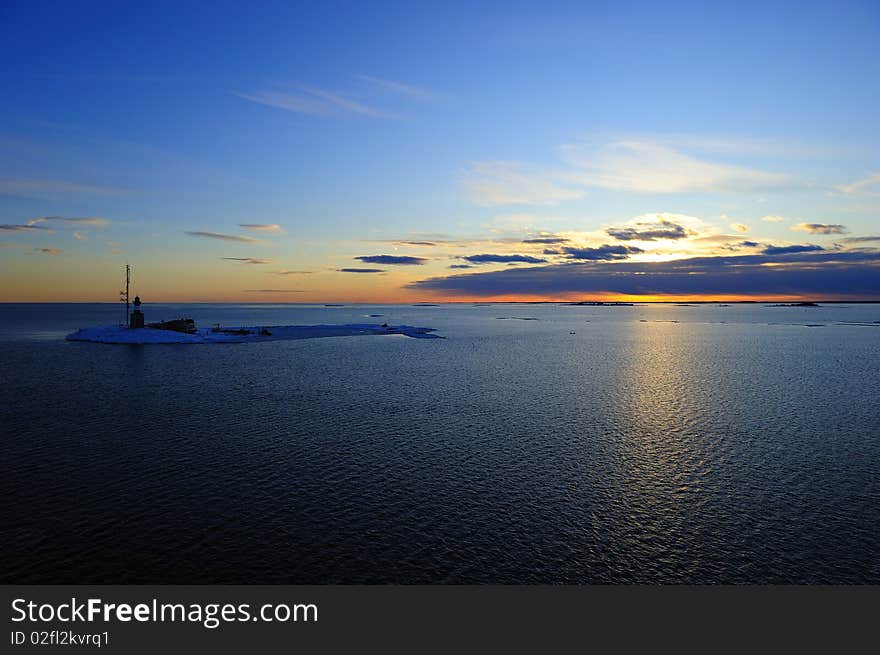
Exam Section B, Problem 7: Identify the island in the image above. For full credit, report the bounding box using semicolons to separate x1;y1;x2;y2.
767;302;821;307
67;323;443;344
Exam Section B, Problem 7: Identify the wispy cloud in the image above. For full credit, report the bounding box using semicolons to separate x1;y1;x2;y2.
239;223;283;233
561;140;797;194
762;215;787;223
0;224;48;232
338;268;385;273
0;216;108;237
362;235;531;250
28;216;110;227
836;172;880;194
361;238;453;247
305;87;387;117
791;223;847;235
464;162;585;206
186;231;263;243
0;179;122;196
631;133;805;156
221;257;273;264
358;75;443;100
237;87;387;118
33;247;62;255
840;236;880;244
242;289;307;293
731;223;750;233
235;91;329;116
464;137;799;207
271;269;314;275
356;255;427;265
2;216;109;232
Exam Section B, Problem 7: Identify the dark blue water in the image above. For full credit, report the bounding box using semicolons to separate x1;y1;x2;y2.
1;302;878;583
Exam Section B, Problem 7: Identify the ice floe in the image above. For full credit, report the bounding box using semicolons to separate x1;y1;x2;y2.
66;323;442;344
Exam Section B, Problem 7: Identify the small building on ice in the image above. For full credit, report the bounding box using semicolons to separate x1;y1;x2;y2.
130;295;144;328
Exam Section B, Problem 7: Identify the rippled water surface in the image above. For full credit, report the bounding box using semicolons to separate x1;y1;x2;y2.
1;302;878;583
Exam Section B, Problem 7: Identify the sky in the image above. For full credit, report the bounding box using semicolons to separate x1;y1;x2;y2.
1;0;878;302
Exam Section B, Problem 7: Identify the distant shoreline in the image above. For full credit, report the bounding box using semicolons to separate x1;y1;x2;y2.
2;300;880;305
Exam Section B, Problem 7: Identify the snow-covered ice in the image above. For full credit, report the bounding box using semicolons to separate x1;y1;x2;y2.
66;323;442;344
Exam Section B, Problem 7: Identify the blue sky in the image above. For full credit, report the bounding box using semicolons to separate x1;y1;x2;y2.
1;0;878;300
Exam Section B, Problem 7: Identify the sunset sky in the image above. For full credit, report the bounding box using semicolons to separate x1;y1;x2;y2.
1;0;878;302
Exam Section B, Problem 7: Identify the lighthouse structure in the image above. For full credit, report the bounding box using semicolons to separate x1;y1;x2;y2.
130;294;144;328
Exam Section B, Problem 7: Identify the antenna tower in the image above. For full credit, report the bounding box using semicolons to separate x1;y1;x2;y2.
120;264;130;325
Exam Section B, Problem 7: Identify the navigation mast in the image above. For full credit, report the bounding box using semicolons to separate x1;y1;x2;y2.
120;264;130;326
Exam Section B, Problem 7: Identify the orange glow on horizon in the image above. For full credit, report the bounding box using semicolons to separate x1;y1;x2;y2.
4;290;873;303
1;261;876;304
415;291;876;303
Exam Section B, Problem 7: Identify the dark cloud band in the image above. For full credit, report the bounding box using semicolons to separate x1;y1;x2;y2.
762;244;823;255
464;253;547;264
186;231;261;243
607;219;690;241
356;255;427;265
522;237;570;244
792;223;847;235
561;244;643;260
409;250;880;297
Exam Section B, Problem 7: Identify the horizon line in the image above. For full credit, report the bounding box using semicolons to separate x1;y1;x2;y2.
3;299;880;305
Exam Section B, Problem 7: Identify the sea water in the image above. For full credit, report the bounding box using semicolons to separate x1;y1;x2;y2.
1;302;878;583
